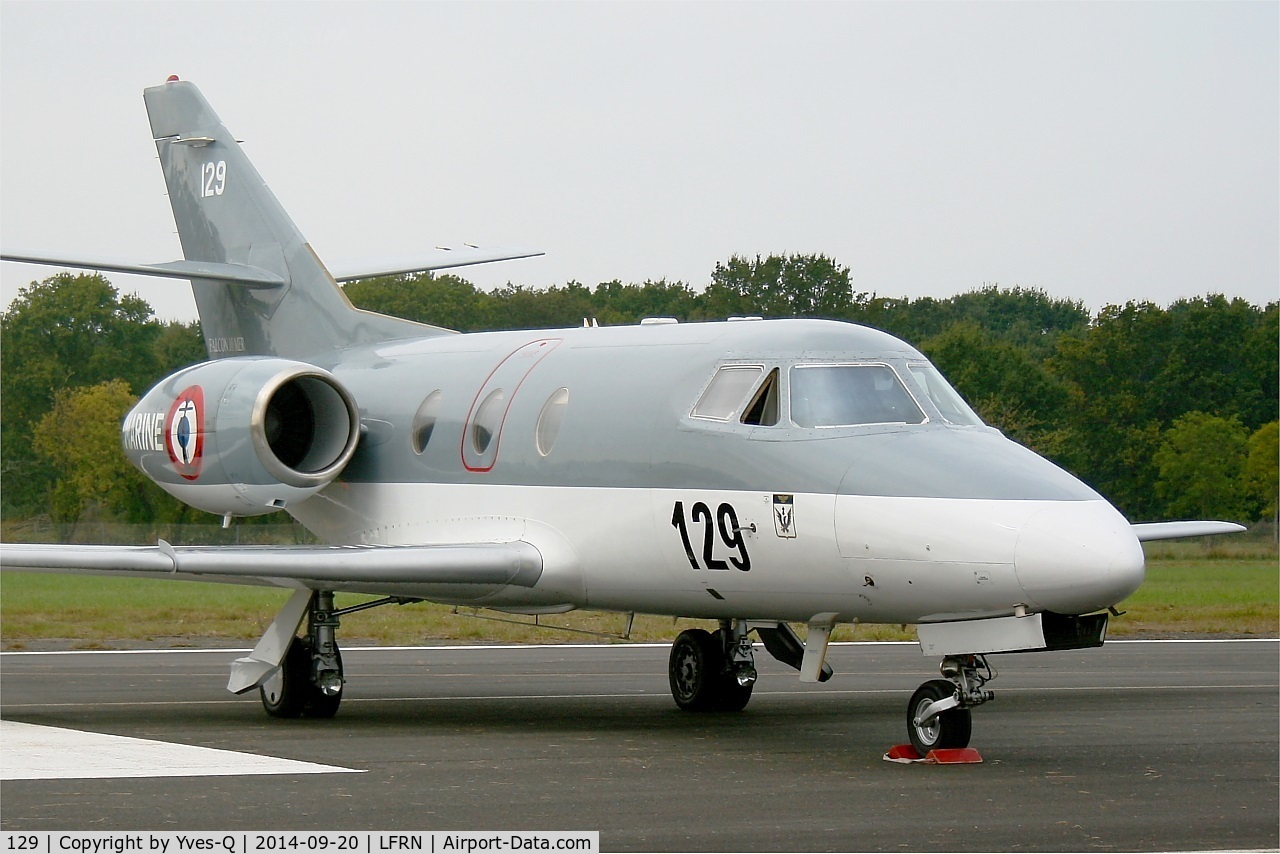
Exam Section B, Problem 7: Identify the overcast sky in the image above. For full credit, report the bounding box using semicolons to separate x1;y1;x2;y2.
2;1;1276;324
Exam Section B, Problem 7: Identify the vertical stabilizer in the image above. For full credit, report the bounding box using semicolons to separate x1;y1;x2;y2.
143;79;444;359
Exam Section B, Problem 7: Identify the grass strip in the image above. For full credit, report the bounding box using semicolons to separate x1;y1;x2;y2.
2;558;1274;649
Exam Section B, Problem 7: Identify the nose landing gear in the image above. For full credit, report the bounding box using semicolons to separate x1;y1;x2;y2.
907;654;994;755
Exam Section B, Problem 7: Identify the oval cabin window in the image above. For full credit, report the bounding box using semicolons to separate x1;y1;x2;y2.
536;388;569;456
472;388;506;455
411;390;443;454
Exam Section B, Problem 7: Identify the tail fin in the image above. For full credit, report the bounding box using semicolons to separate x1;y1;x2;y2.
143;78;445;359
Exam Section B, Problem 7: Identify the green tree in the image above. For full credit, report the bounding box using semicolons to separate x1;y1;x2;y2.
1048;297;1277;518
1243;421;1278;524
1150;296;1276;430
31;381;162;525
1;273;163;516
343;273;487;331
1153;411;1248;521
699;254;862;319
153;320;207;373
873;285;1089;355
591;279;698;324
918;321;1070;456
489;282;597;330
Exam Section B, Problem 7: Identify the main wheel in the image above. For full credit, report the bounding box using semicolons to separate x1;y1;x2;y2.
260;640;344;718
907;679;972;755
668;628;753;712
713;677;754;712
669;629;724;711
711;628;754;712
303;646;343;719
261;640;310;718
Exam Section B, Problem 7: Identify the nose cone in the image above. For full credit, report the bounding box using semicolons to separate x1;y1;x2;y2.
1014;501;1145;615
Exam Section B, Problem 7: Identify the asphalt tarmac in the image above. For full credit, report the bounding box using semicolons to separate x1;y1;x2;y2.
1;640;1276;852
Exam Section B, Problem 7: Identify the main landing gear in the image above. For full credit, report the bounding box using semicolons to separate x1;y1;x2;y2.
261;590;344;718
667;619;835;713
906;654;994;755
668;623;757;712
230;589;420;719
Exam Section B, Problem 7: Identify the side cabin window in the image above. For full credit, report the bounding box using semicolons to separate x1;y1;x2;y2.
790;364;926;427
410;390;443;454
471;388;506;454
691;365;764;421
535;387;570;456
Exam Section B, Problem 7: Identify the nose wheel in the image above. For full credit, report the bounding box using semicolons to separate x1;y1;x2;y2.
907;679;972;754
906;654;994;754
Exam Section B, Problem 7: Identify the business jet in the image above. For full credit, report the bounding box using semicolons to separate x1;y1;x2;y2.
0;78;1243;756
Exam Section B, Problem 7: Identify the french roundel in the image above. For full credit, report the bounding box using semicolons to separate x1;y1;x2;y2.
165;385;204;480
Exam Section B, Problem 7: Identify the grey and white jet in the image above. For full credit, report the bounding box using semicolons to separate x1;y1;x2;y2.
1;78;1243;755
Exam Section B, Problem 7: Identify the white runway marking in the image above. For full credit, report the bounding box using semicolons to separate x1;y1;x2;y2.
0;720;361;780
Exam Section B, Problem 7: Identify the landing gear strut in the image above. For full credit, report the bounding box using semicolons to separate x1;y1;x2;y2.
668;621;756;712
907;654;994;754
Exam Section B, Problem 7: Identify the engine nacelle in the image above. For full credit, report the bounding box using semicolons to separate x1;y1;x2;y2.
123;357;360;517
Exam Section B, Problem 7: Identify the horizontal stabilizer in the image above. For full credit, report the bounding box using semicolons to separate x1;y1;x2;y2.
0;540;543;589
1;250;284;287
329;246;544;282
1130;521;1247;542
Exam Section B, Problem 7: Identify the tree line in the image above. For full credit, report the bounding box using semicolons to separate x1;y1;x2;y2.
2;256;1275;530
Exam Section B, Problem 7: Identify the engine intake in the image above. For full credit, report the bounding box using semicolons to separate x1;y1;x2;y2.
253;368;359;488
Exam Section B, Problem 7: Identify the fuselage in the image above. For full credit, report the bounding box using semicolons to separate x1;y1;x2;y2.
286;317;1145;625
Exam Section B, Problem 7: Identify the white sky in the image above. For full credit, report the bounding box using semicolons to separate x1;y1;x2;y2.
2;1;1276;324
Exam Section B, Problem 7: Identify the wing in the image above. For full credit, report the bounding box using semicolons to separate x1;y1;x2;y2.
1131;521;1247;542
0;540;542;593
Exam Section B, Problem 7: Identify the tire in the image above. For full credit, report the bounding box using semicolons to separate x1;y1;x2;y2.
261;640;310;718
907;679;972;755
668;628;753;712
303;646;343;719
711;628;754;712
669;629;724;711
715;678;754;712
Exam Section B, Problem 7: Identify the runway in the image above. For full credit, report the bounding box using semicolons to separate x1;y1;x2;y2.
2;640;1276;852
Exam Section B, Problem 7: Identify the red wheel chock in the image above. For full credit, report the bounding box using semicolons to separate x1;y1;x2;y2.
883;744;983;764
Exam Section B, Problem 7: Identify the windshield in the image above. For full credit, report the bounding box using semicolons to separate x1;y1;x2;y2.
789;364;926;427
907;363;984;426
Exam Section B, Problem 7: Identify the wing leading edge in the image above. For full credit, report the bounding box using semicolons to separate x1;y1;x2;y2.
0;541;543;589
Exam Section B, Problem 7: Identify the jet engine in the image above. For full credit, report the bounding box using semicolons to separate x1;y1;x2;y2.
122;357;360;517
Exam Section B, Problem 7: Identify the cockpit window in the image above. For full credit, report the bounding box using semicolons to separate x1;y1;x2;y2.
741;368;780;426
790;364;926;427
907;363;983;426
692;365;764;421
